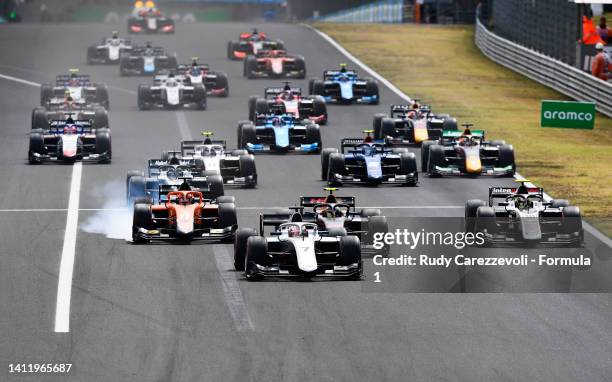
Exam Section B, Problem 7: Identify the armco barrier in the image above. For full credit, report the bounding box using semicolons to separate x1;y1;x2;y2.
475;13;612;118
315;0;404;24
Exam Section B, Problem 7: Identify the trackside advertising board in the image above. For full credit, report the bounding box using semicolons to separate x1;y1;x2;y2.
540;100;595;129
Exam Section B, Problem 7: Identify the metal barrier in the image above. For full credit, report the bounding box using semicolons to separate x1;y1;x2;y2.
475;14;612;118
314;0;404;24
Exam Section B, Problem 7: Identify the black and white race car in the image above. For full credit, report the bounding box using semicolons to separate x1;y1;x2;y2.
465;180;584;247
87;32;133;64
29;116;111;164
40;69;109;109
248;82;327;125
119;43;177;76
233;219;362;280
137;72;207;110
179;133;257;187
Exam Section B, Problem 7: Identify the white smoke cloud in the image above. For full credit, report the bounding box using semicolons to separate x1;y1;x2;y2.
80;180;132;240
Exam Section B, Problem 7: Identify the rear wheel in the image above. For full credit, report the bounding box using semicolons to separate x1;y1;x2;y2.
239;154;257;186
95;128;112;162
420;140;436;172
364;79;379;104
475;206;497;235
194;85;207;110
93;107;109;129
373;113;386;138
312;97;327;124
207;174;225;200
562;206;582;235
321;148;339;180
327;153;345;184
399;152;417;184
138;84;151;110
244;56;257;78
294;56;306;79
339;236;362;279
28;132;45;164
427;145;445;175
442;118;458;131
126;173;146;204
366;216;389;254
305;124;321;152
40;84;53;106
498;144;515;174
311;80;325;96
380;117;396;139
239;123;257;149
218;203;237;242
215;72;229;97
95;84;109;109
465;199;486;233
32;107;48;129
132;203;153;243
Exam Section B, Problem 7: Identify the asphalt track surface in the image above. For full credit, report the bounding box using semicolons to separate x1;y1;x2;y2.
1;22;611;381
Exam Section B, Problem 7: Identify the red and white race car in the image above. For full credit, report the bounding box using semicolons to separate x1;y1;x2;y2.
227;29;284;60
248;82;327;125
243;50;306;79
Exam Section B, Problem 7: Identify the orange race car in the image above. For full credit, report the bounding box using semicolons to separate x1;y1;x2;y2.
132;179;237;243
243;49;306;79
227;29;284;60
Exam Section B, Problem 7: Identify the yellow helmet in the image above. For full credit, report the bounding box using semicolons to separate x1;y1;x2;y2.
135;1;144;8
145;1;155;8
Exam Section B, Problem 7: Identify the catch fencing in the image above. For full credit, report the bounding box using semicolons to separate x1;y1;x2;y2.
475;9;612;118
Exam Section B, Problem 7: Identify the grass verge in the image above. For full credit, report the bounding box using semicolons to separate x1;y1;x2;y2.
315;23;612;235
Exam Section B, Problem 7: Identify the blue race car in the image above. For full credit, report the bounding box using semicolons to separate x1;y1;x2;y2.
119;43;176;76
321;131;417;186
237;112;321;154
309;64;379;105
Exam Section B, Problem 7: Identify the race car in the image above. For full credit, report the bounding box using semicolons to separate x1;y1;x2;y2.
176;57;229;97
248;82;327;125
322;131;418;186
132;179;237;244
40;69;109;109
127;2;174;34
119;43;177;76
421;125;516;176
257;188;389;256
227;29;284;60
243;49;306;79
87;31;132;64
237;113;321;154
233;219;362;280
126;152;228;206
309;64;379;104
137;72;207;110
465;180;583;246
373;103;458;144
28;115;111;164
179;132;257;187
32;93;109;130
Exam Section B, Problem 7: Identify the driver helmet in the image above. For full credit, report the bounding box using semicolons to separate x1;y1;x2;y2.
407;111;416;119
515;197;529;210
145;41;152;49
169;156;180;165
112;31;119;39
63;124;77;135
288;225;300;238
281;91;294;101
340;64;347;73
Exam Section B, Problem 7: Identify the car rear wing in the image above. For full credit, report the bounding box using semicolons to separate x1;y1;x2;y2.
157;179;213;203
299;196;355;207
264;86;302;98
55;75;91;86
259;209;299;235
131;46;165;56
177;63;209;72
323;70;357;80
488;186;544;205
442;130;485;140
181;140;227;156
340;138;389;153
47;119;93;133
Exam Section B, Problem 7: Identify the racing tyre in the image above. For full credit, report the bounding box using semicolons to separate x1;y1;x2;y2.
327;153;345;184
126;171;145;202
364;79;379;105
239;154;257;186
321;148;339;180
132;203;153;243
254;98;269;117
551;199;570;208
95;128;112;162
339;236;362;279
311;80;325;96
239;123;257;149
312;97;328;125
305;124;321;153
427;144;445;176
193;85;207;110
294;56;306;79
442;118;458;131
244;56;257;79
32;107;48;129
247;96;258;121
138;84;151;110
421;140;436;172
561;206;582;235
475;206;497;235
95;84;109;109
308;79;315;94
234;227;257;271
327;228;348;237
373;113;387;138
399;152;418;184
207;174;225;200
215;72;229;97
218;203;237;242
245;236;268;281
366;216;389;249
28;131;45;164
119;57;130;76
465;199;486;233
498;144;515;175
380;118;396;139
93;107;109;129
166;56;178;70
40;84;54;106
227;41;238;60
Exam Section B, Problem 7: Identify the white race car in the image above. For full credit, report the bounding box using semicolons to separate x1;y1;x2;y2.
87;32;133;64
137;73;206;110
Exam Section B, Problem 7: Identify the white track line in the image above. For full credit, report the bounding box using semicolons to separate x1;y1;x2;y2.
54;162;82;333
212;244;255;332
304;24;611;249
175;111;193;141
0;73;41;87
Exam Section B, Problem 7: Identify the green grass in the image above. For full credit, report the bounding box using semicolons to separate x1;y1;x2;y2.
316;23;612;234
